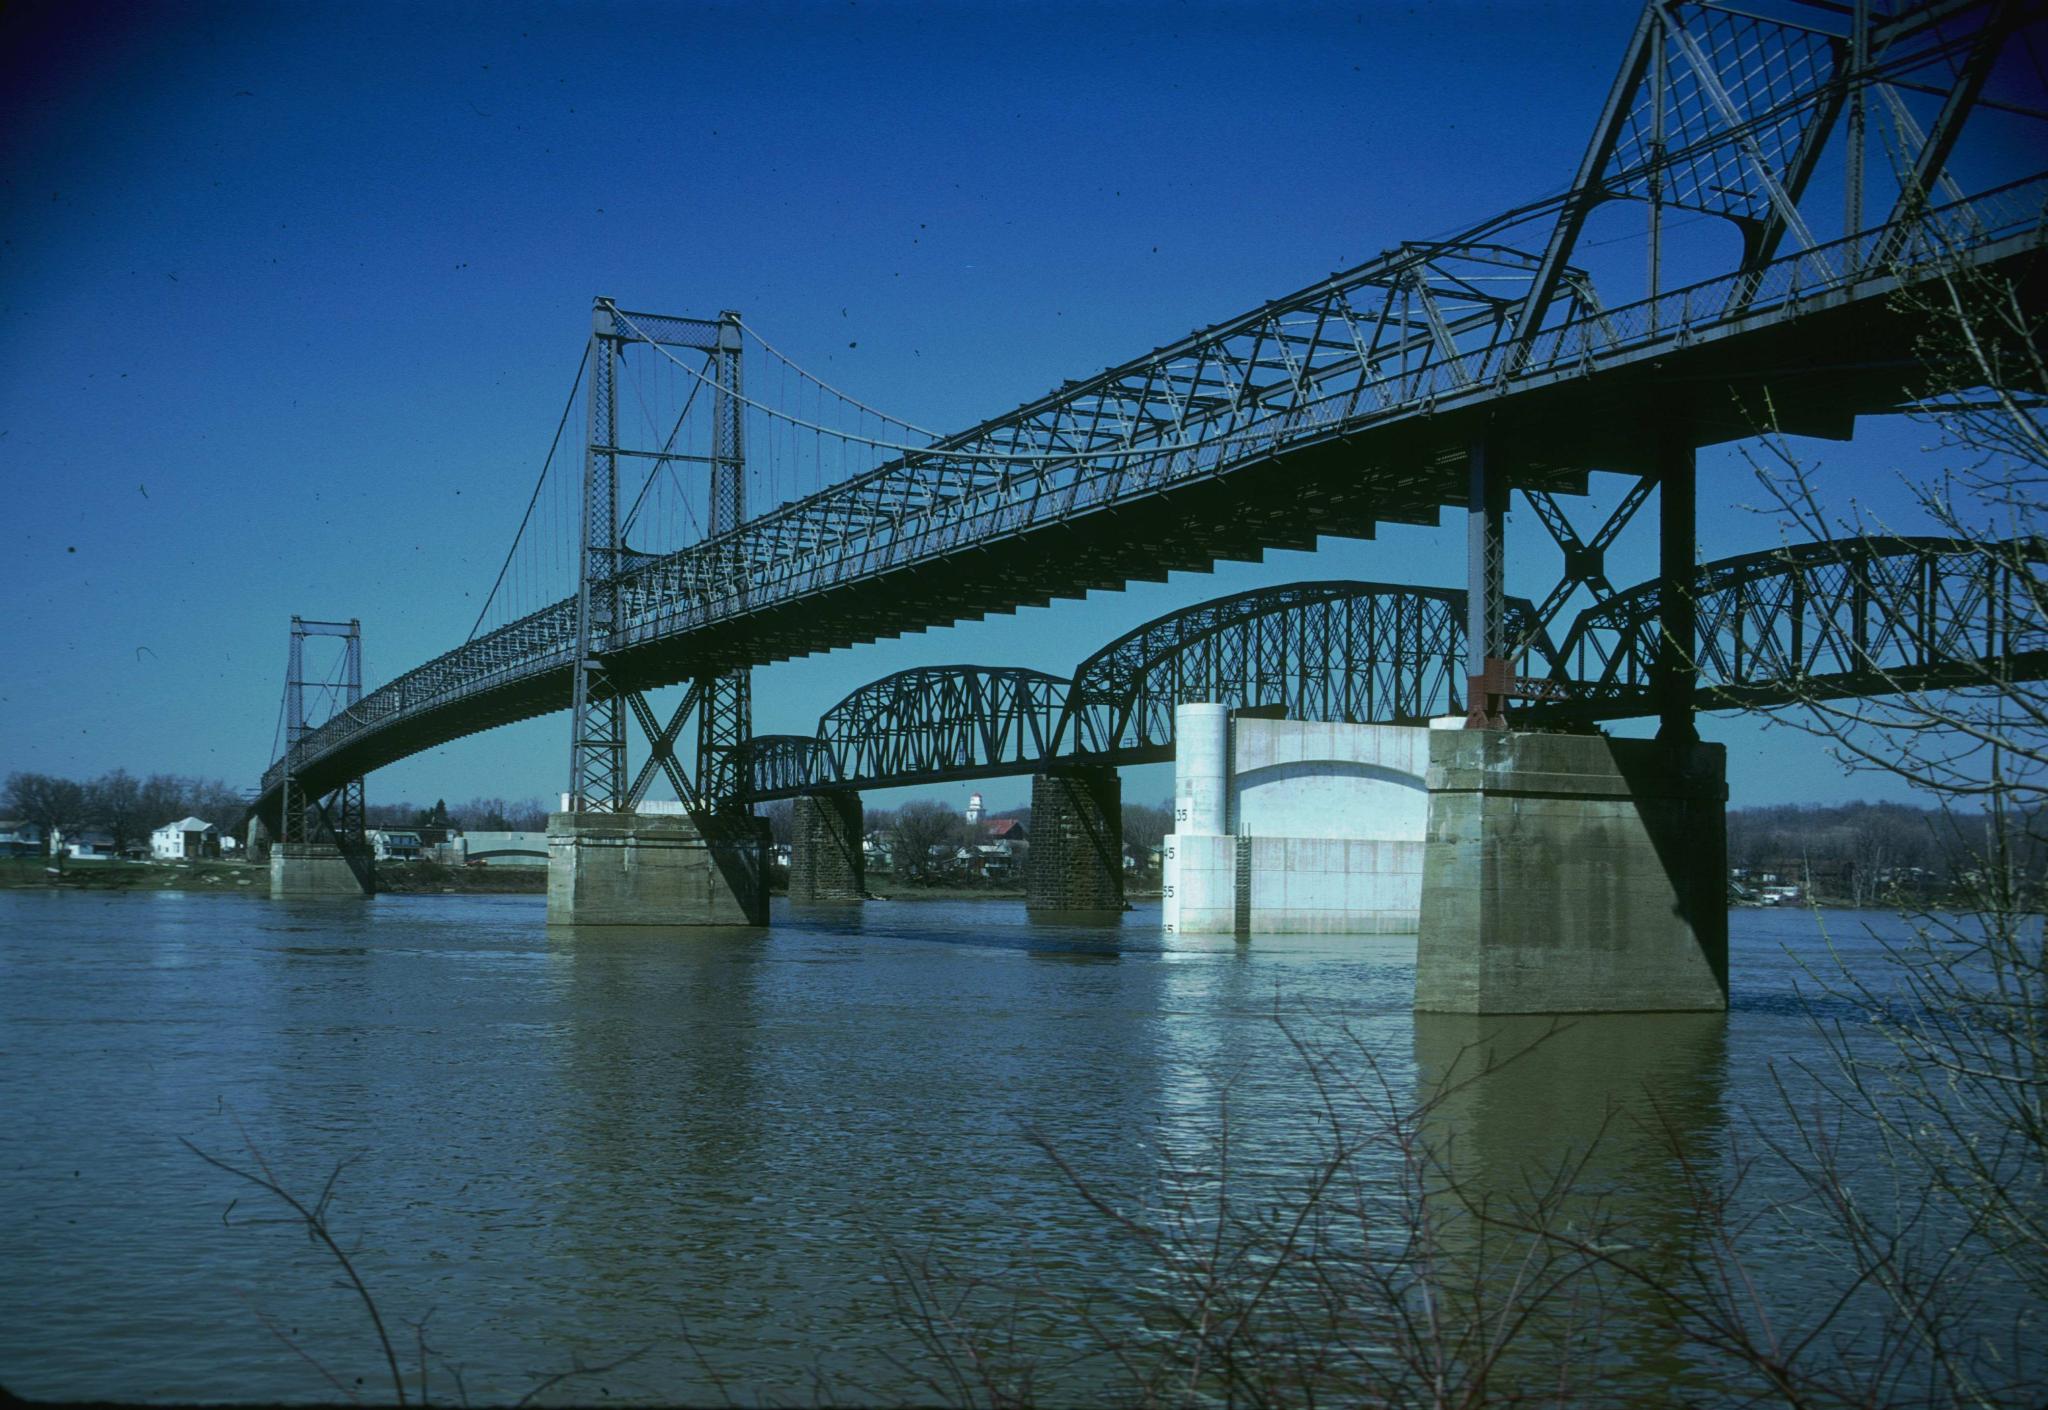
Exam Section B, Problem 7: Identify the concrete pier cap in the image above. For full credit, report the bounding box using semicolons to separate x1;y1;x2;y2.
1415;729;1728;1014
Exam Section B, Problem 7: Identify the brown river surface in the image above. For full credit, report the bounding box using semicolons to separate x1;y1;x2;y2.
0;891;2037;1404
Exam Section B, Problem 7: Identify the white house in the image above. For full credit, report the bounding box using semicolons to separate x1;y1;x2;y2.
369;829;423;861
56;828;120;861
0;819;44;857
151;817;221;861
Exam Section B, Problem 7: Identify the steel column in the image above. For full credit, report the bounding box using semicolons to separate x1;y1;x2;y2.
1465;434;1509;728
569;300;626;811
1656;413;1699;745
698;310;752;808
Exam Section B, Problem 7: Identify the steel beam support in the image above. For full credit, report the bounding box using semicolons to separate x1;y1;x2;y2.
1519;477;1656;643
698;311;752;810
1656;411;1699;745
570;301;626;811
1465;434;1510;728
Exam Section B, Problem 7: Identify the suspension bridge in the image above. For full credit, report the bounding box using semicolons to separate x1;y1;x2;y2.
254;0;2047;1006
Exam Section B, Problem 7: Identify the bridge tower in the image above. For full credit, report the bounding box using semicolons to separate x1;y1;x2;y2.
552;299;768;926
270;616;376;898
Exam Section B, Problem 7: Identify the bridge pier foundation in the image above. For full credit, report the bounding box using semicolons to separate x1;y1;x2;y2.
1415;730;1727;1014
1026;766;1123;914
270;843;369;898
789;791;865;903
546;810;769;926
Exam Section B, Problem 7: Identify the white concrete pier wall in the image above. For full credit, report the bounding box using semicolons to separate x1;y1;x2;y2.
1164;706;1429;936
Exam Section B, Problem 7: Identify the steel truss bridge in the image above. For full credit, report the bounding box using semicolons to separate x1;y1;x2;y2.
732;535;2048;799
255;0;2048;851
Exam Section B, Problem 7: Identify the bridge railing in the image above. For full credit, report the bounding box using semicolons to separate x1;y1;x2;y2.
601;177;2048;661
1513;176;2046;382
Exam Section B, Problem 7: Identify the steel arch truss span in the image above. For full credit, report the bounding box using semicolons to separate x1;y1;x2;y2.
1553;536;2048;716
817;666;1069;792
1061;582;1549;761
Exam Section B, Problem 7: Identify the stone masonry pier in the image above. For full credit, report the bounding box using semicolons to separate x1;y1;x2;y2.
789;790;865;903
1026;766;1123;913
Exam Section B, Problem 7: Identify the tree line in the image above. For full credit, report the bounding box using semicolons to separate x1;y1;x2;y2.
364;797;554;832
1727;799;2045;903
4;770;249;856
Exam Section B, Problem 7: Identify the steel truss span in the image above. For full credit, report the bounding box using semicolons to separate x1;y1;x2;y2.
736;537;2047;801
1549;535;2048;717
256;0;2048;819
1060;582;1548;762
740;583;1540;801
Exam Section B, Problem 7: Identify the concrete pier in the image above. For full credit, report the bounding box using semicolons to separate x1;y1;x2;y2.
1163;705;1429;936
546;810;769;926
269;842;368;897
1026;766;1123;913
789;790;865;903
1415;730;1728;1013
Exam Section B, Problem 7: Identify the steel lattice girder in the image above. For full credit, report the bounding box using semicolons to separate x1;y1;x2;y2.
735;582;1547;800
259;0;2047;807
1547;535;2048;715
1060;581;1549;759
816;666;1069;790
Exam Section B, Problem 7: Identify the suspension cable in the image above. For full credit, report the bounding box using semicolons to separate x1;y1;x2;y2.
467;345;589;641
737;317;940;437
620;350;710;541
608;304;1137;463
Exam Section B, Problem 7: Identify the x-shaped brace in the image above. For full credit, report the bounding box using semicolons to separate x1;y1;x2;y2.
1519;477;1656;645
624;681;703;812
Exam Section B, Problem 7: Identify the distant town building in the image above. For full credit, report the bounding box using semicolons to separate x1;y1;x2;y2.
964;792;985;825
0;819;44;858
974;817;1028;878
150;817;221;861
55;828;119;861
369;829;423;862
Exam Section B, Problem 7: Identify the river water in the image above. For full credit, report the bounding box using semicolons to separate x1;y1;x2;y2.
0;891;2033;1404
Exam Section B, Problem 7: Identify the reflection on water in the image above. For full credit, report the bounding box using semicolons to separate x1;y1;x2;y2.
1415;1011;1728;1189
1416;1013;1730;1397
0;893;2017;1404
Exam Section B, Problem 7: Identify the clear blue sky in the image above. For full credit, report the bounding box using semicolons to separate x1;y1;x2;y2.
0;0;2022;816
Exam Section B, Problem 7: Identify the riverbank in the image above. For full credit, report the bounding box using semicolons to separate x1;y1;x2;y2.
0;857;548;893
376;861;545;893
0;857;264;891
